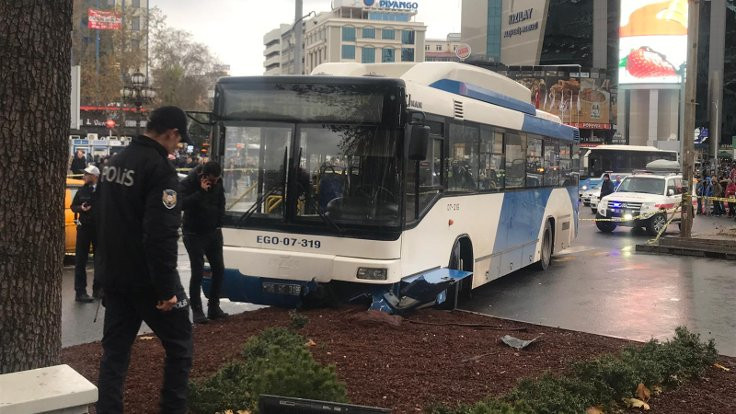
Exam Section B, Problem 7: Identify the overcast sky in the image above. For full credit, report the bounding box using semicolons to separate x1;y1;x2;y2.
149;0;462;75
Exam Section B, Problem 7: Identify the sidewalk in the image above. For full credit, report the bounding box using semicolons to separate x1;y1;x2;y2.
637;218;736;259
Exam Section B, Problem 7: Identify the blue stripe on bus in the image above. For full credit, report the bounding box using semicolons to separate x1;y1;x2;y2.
493;188;553;255
429;79;537;116
521;114;578;142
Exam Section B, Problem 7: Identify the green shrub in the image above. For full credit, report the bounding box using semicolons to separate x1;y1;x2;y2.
289;310;309;330
189;328;347;414
428;327;718;414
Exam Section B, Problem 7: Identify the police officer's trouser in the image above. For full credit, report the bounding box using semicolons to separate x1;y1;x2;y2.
74;224;97;294
97;290;192;414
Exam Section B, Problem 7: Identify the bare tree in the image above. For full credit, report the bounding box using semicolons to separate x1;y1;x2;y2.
149;9;225;111
0;1;72;373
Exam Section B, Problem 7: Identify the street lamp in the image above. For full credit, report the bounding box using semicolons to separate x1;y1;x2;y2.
121;72;156;136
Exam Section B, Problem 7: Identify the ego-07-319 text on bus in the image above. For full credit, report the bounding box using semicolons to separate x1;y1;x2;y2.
197;62;581;314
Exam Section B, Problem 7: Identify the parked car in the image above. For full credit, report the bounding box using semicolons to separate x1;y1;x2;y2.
595;173;686;236
65;178;85;255
580;178;602;206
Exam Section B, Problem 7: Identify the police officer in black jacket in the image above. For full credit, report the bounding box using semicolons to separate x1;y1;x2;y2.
180;161;228;324
95;106;193;414
71;165;100;303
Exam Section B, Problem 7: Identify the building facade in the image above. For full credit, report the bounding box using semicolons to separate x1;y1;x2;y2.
265;0;427;75
462;0;736;153
263;24;291;75
425;33;465;62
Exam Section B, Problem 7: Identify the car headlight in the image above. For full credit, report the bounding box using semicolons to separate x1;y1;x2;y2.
640;202;655;211
581;185;588;191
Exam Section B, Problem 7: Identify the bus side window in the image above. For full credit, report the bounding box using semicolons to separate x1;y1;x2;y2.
406;136;443;221
479;127;504;191
504;133;526;188
526;136;543;188
543;138;559;186
447;123;479;192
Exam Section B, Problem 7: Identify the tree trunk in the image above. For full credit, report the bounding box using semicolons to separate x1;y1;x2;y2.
0;1;72;374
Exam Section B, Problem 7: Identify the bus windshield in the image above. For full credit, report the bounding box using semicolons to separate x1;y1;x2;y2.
216;79;404;234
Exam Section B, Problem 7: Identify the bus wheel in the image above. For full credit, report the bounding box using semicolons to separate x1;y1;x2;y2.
595;215;616;233
438;241;471;310
534;220;553;271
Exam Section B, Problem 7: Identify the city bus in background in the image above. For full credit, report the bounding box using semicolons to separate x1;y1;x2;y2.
579;145;678;194
201;62;580;313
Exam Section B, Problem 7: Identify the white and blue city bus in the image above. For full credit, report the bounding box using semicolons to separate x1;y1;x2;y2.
202;62;580;313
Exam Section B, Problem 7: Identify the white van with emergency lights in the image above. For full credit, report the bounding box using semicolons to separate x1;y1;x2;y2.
595;173;686;236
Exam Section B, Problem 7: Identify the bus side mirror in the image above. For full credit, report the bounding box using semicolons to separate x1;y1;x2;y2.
668;188;675;196
407;124;430;161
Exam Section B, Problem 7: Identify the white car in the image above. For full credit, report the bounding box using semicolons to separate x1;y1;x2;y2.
589;174;630;214
595;174;685;236
579;179;602;206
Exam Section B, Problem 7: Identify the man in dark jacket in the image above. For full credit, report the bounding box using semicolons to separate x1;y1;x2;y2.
181;161;228;324
95;106;192;414
599;173;615;199
71;165;100;303
70;149;88;175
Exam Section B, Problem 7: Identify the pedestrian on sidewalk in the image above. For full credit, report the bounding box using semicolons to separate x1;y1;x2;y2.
703;176;714;216
95;106;193;414
696;178;704;215
181;161;228;324
71;165;100;303
713;178;724;216
726;179;736;218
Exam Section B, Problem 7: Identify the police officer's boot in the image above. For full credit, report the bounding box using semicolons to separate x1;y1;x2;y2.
191;304;208;324
207;300;229;320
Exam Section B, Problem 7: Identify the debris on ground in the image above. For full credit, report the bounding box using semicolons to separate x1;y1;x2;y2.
500;335;539;350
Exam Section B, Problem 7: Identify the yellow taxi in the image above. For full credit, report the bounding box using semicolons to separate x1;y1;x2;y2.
65;177;85;255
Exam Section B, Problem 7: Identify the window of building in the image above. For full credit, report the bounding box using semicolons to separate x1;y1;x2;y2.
342;45;355;60
526;137;543;187
504;133;526;188
436;45;443;51
361;47;375;63
382;28;395;40
131;16;140;31
342;26;356;42
479;127;504;191
401;48;414;62
382;48;395;62
362;27;375;39
401;30;415;45
425;45;430;51
448;123;480;192
132;0;141;7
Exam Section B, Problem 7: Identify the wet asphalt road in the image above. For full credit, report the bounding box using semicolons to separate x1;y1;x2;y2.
461;209;736;357
62;210;736;356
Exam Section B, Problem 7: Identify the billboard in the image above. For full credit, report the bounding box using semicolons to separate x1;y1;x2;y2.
88;9;122;30
511;72;612;129
619;0;688;85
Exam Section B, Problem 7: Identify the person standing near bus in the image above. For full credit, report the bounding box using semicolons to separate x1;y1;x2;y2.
180;161;228;324
95;106;193;414
599;173;615;198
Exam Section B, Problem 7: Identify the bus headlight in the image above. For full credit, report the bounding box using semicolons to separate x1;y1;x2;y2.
581;185;588;191
357;267;388;281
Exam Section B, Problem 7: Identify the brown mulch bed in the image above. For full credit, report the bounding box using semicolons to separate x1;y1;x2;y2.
61;307;736;413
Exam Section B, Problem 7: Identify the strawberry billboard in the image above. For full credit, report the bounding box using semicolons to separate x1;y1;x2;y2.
88;9;122;30
619;0;687;85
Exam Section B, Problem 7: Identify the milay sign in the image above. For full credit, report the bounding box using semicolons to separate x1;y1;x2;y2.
363;0;419;11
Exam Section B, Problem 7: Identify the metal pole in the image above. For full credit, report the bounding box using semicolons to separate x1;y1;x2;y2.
294;0;303;75
708;0;726;170
135;99;141;137
681;0;700;238
95;0;100;76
